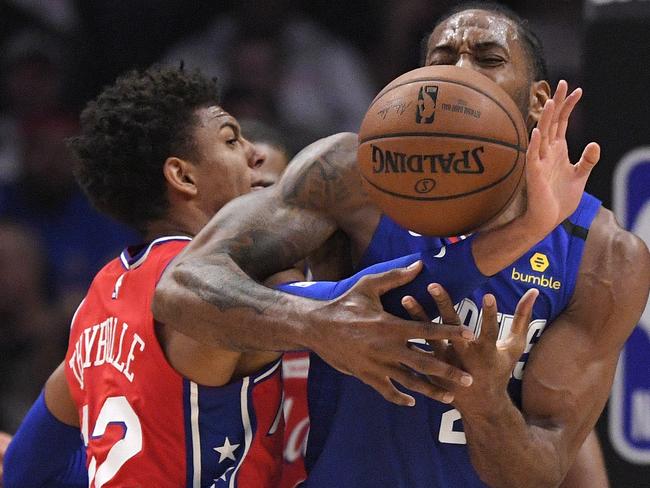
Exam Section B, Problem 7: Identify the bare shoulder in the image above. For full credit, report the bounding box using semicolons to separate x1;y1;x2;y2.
522;206;649;421
570;206;650;341
44;362;79;427
582;207;649;278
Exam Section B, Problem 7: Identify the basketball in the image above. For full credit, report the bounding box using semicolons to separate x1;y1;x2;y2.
357;65;528;236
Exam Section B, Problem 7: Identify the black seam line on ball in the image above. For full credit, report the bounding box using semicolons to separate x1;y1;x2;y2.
367;76;525;149
359;132;525;153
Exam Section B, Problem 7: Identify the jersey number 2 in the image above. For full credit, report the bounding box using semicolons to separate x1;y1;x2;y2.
82;396;143;487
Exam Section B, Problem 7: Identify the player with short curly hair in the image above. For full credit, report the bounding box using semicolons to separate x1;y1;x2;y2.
4;65;292;487
71;67;220;232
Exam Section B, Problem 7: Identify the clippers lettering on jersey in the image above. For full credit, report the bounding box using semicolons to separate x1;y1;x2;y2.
68;317;145;389
454;298;548;379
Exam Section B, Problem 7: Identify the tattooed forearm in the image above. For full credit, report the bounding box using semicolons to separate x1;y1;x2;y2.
152;132;361;350
210;201;336;280
174;256;280;315
156;252;310;352
281;133;358;210
282;149;350;209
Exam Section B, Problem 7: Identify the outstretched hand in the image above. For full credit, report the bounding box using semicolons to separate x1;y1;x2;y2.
308;262;475;407
402;283;538;413
524;80;600;233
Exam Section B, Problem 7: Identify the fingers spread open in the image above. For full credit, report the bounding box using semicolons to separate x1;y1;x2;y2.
399;347;473;387
575;142;600;178
402;295;429;321
550;80;568;137
388;367;455;404
511;288;539;338
478;293;499;344
556;87;582;140
367;374;417;406
428;283;462;325
527;127;541;166
537;99;556;159
406;320;474;344
369;260;423;296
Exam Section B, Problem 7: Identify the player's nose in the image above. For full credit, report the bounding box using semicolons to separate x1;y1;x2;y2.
245;139;264;169
455;53;476;70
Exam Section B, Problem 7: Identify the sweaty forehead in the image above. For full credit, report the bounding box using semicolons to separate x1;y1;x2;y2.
429;10;519;48
204;105;230;120
196;106;237;129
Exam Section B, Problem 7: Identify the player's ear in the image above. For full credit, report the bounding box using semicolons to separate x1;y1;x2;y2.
163;156;198;197
526;80;551;132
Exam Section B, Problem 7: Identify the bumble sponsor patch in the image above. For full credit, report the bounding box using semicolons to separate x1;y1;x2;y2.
529;252;549;272
511;253;561;290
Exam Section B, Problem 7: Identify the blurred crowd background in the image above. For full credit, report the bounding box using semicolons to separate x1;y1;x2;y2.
0;0;648;484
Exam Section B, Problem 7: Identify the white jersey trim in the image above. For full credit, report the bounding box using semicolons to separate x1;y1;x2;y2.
119;235;192;270
253;359;281;384
190;381;202;488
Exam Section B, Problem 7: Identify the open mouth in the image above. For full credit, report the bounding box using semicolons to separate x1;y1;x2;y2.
251;181;273;190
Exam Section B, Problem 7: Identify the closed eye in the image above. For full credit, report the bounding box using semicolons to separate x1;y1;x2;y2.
478;56;505;67
426;46;456;66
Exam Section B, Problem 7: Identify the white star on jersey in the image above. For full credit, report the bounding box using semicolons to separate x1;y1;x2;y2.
214;437;240;463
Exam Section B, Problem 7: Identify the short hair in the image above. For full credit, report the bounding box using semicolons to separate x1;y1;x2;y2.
69;66;220;233
420;1;548;82
239;118;291;159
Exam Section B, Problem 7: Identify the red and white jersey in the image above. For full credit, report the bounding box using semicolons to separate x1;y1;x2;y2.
64;237;284;487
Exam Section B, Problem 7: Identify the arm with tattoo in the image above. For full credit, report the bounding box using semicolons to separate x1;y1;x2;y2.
153;132;361;348
153;87;600;406
153;133;477;406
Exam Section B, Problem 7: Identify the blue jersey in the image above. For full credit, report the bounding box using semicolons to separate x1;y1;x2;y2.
282;193;601;487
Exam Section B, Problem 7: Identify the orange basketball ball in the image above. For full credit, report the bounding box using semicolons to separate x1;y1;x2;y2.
357;65;528;236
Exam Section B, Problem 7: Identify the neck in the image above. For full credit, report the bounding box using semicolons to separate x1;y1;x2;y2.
143;218;201;243
143;198;217;242
479;187;527;233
